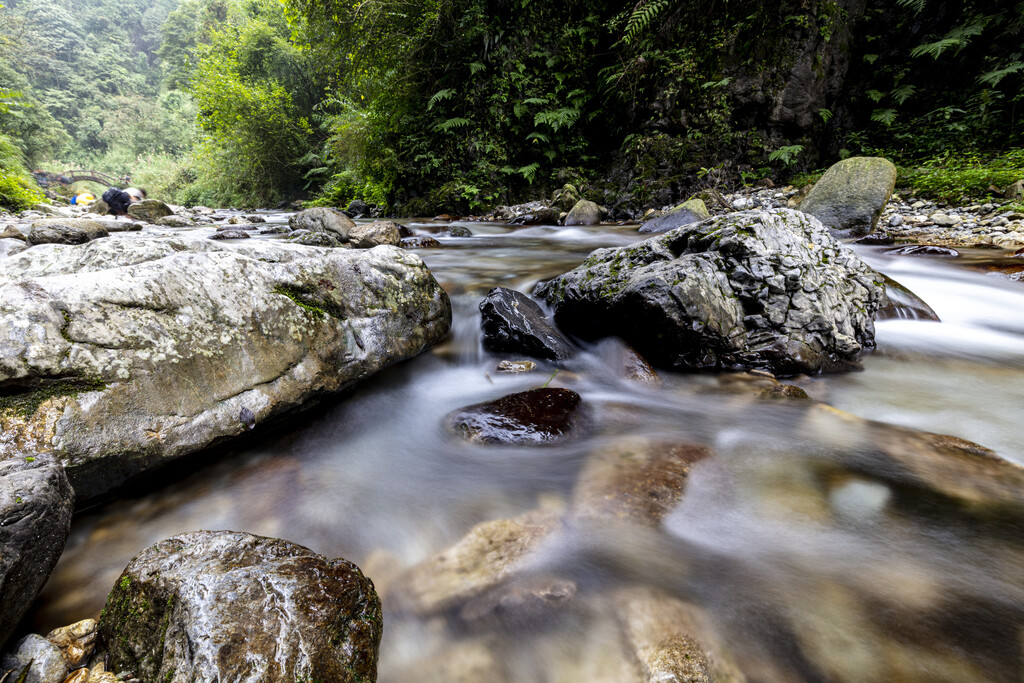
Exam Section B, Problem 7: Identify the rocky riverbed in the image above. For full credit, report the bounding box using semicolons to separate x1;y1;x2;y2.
2;160;1024;682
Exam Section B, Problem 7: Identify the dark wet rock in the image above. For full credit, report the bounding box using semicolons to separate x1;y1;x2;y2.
288;230;346;248
621;346;659;383
208;229;251;240
27;219;108;246
446;388;585;445
853;231;895;246
564;200;603;226
244;215;267;223
799;157;897;237
509;206;561;225
887;244;960;257
288;207;355;239
98;530;381;683
400;235;442;249
479;287;577;362
0;455;74;648
349;220;401;249
0;634;68;683
535;209;883;375
347;199;371;216
877;274;940;322
572;437;710;526
0;236;451;500
126;199;173;223
258;225;290;235
397;224;414;238
638;199;710;234
496;360;537;374
216;223;258;231
387;508;560;616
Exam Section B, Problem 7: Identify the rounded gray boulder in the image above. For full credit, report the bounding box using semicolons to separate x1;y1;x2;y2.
797;156;896;237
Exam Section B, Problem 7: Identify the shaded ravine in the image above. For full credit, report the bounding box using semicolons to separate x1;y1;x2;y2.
26;216;1024;681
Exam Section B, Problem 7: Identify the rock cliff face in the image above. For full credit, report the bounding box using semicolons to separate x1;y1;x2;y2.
535;209;883;375
0;236;451;500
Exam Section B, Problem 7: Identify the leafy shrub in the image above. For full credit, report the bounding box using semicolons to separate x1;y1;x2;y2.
897;148;1024;201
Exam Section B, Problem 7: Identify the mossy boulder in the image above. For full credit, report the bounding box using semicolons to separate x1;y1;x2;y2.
126;199;174;223
99;531;381;683
534;208;884;375
798;156;897;238
638;198;710;234
0;236;451;501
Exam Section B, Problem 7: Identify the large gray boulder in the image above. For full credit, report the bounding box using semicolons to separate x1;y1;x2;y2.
0;236;451;500
563;200;603;226
638;199;710;234
0;455;74;648
797;156;897;237
289;207;356;239
0;634;68;683
99;531;381;683
534;209;883;375
348;220;401;248
126;199;173;223
27;218;108;246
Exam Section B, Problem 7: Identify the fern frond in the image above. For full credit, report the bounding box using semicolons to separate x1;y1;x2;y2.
427;88;456;110
435;117;472;132
871;108;897;125
896;0;927;13
623;0;669;46
534;107;580;132
978;62;1024;86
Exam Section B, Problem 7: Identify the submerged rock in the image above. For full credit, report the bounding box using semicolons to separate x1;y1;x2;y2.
446;388;585;445
877;274;940;322
799;156;897;237
535;209;883;375
0;237;451;500
208;229;251;240
0;455;74;649
887;244;960;257
99;530;381;683
479;287;577;361
638;198;710;234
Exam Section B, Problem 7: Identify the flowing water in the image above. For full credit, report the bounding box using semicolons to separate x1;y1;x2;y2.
28;216;1024;681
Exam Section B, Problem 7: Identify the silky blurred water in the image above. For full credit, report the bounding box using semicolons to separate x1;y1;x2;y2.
28;217;1024;681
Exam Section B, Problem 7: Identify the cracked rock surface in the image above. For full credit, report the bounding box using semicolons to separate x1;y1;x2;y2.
0;235;451;500
99;530;381;683
535;208;883;375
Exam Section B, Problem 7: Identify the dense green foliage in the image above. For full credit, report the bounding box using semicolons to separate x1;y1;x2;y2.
0;0;1020;210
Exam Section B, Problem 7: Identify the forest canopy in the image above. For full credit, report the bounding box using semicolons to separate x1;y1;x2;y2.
0;0;1021;210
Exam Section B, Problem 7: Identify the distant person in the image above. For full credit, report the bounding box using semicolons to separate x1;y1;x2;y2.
125;187;147;202
102;187;133;219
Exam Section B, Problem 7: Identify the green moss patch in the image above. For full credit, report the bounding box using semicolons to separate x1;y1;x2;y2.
273;285;347;321
0;377;108;418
